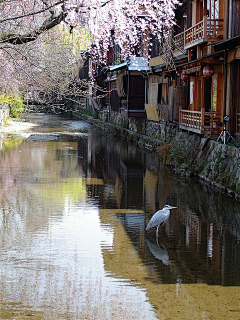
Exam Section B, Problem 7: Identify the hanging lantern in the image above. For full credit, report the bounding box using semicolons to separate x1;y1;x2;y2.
203;65;214;78
181;72;189;82
176;70;182;75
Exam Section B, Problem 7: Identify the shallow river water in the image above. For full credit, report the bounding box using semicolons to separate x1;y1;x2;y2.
0;114;239;320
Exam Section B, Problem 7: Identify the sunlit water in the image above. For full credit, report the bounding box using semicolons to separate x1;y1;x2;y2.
0;114;239;319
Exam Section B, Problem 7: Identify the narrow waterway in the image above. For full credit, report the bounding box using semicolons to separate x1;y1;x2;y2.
0;114;239;319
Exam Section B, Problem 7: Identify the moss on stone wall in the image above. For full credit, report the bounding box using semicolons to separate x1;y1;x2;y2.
158;132;240;199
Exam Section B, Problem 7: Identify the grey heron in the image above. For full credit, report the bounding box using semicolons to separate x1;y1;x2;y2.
146;205;177;237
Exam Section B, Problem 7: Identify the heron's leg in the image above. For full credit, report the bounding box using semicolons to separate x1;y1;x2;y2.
156;225;159;238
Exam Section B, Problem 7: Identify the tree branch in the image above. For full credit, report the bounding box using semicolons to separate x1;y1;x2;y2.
0;11;68;45
0;1;64;23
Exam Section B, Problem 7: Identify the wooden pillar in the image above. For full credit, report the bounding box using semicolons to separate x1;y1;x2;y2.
197;46;202;59
201;108;205;129
179;107;182;125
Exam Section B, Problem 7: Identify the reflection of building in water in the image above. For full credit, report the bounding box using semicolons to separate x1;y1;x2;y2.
75;130;240;287
169;203;240;286
78;132;146;210
144;169;158;214
182;208;202;248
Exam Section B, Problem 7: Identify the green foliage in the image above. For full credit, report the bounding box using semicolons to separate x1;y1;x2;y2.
158;142;173;164
168;141;191;167
80;108;92;116
150;132;160;140
58;25;91;53
227;140;240;148
120;119;129;129
2;135;23;151
195;159;205;173
159;139;196;172
0;94;24;118
213;150;227;174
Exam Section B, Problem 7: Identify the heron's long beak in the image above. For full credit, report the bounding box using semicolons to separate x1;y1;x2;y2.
170;206;177;209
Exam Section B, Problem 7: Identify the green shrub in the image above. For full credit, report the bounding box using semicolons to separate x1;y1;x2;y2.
158;142;173;164
0;94;24;118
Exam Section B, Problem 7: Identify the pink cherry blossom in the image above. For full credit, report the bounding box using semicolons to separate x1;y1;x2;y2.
0;0;179;96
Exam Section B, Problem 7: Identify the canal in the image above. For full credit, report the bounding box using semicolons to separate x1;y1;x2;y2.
0;114;239;319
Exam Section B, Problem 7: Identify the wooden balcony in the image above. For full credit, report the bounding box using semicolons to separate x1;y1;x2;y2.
174;32;184;53
184;16;224;49
179;108;222;135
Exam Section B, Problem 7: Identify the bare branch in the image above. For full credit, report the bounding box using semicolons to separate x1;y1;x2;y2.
0;11;68;44
100;0;112;7
0;1;64;23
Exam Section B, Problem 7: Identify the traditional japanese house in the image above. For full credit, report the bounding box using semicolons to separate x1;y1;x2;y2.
148;0;240;138
105;57;149;132
213;36;240;136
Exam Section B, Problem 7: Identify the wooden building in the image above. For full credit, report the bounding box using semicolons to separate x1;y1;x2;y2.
102;57;149;132
148;0;240;137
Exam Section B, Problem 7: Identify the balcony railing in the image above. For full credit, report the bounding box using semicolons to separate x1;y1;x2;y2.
174;32;184;53
184;16;224;49
184;20;204;48
206;18;224;38
179;108;222;134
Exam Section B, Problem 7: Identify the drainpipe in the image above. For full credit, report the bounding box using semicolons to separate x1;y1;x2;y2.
226;0;230;40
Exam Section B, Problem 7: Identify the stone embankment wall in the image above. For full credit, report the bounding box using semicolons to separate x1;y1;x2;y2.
0;104;10;126
198;139;240;197
161;132;240;200
73;111;240;200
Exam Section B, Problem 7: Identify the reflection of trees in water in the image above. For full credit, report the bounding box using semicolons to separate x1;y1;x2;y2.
0;139;83;234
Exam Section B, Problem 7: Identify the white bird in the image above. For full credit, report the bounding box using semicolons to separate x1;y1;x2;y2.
146;205;177;237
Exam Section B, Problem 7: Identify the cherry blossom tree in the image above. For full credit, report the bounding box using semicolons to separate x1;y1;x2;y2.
0;0;179;105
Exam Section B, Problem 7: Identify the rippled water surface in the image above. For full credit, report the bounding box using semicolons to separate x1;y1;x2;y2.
0;114;239;319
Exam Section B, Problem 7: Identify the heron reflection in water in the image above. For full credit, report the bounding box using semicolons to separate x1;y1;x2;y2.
146;205;177;237
146;239;170;265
